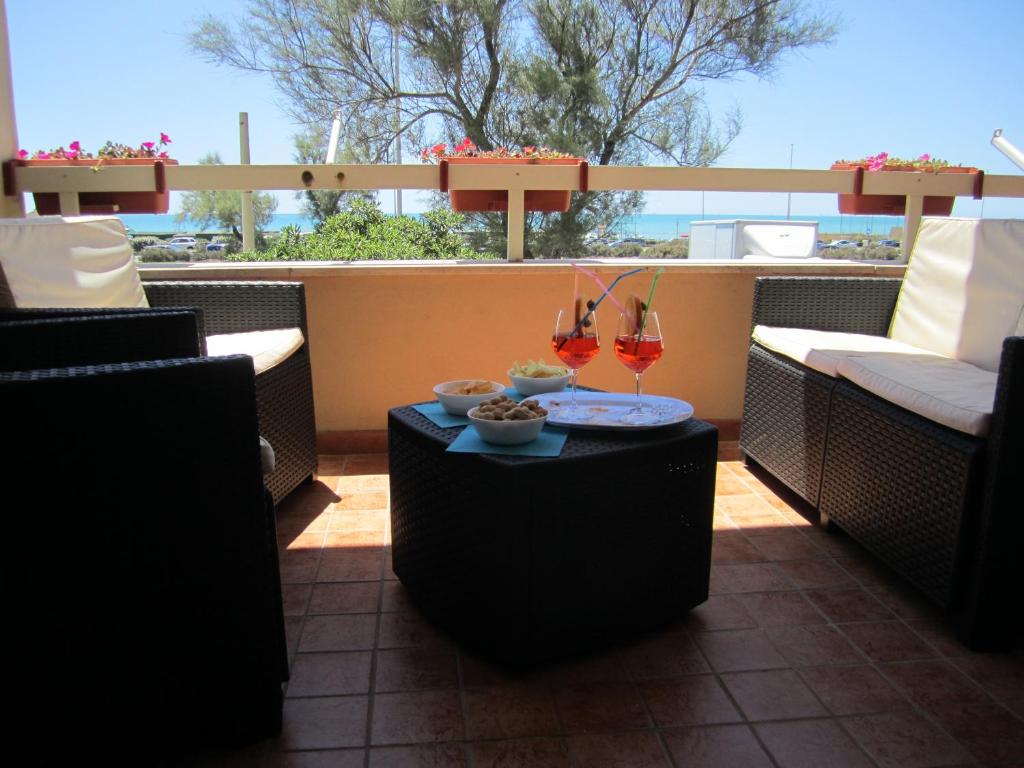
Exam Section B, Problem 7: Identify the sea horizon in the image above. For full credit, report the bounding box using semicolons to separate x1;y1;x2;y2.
118;211;910;240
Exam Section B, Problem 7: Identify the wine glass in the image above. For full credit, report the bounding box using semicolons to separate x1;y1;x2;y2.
614;309;664;425
551;303;600;420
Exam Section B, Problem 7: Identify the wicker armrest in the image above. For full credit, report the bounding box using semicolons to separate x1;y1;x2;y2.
143;281;309;337
0;310;204;372
962;335;1024;647
751;276;902;336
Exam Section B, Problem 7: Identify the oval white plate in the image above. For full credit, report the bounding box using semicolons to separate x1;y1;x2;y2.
532;392;694;430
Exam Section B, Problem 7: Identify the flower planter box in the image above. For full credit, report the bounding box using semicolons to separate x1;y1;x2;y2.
830;162;979;216
440;157;583;213
18;157;176;215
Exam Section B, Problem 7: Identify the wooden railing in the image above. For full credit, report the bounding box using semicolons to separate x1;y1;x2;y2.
6;161;1024;260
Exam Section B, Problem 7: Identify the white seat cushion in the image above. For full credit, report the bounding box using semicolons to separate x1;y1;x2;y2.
0;215;148;308
889;218;1024;372
752;325;940;377
836;354;997;437
205;328;305;375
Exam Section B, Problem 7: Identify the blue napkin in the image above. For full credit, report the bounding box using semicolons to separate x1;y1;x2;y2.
413;388;525;429
446;425;568;457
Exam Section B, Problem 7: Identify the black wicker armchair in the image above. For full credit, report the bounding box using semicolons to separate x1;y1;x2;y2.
0;312;288;755
740;277;1023;650
143;280;318;504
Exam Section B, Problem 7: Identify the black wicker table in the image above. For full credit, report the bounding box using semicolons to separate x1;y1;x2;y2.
387;404;718;667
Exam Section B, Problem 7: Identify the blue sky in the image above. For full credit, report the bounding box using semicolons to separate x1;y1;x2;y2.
8;0;1024;218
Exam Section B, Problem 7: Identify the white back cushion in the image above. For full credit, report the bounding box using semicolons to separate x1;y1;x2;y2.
0;215;147;308
889;218;1024;372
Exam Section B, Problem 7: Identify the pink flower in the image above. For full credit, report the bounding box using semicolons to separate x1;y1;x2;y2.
17;149;27;159
142;141;155;150
37;151;50;159
456;137;476;153
917;153;930;162
65;150;79;159
159;132;171;144
69;140;81;152
158;151;168;158
430;143;447;157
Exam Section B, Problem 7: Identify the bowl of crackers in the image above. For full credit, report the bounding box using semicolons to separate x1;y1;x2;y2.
433;379;506;416
468;394;548;445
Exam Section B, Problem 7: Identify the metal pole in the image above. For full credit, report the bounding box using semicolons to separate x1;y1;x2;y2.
326;109;342;164
239;112;255;252
992;129;1024;171
393;28;402;216
786;143;793;219
0;0;25;216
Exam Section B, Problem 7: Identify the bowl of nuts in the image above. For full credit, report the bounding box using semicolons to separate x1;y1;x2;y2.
468;395;548;445
433;379;506;415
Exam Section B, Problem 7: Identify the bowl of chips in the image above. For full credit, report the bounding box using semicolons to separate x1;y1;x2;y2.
433;379;506;416
508;359;570;396
468;395;548;445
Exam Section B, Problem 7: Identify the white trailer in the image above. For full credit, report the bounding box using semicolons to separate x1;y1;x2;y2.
688;219;820;260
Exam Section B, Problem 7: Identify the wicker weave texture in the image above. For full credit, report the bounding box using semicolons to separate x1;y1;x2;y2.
144;281;308;336
388;406;717;666
819;383;984;607
257;347;318;504
751;276;901;334
740;342;835;506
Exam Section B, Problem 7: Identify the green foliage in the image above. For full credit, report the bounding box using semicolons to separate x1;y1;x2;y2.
292;129;375;225
227;200;499;262
645;239;690;259
190;0;837;256
176;152;278;232
129;235;164;253
137;246;180;263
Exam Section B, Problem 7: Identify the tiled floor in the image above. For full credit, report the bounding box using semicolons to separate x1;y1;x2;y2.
181;453;1024;767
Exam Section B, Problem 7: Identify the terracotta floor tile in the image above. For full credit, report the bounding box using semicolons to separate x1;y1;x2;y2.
552;682;651;733
283;531;327;552
726;512;795;535
325;528;389;547
298;613;378;652
308;581;381;615
618;630;710;679
343;454;389;475
463;685;560;740
380;580;415;612
716;473;756;496
879;659;991;713
832;555;898;591
287;651;373;697
692;629;788;672
902;619;968;658
284;615;304;659
368;743;468;767
377;611;454;650
263;749;365;767
927;700;1024;766
686;595;758;631
804;587;895;623
459;652;542;689
640;675;741;727
952;654;1024;719
799;665;911;716
711;535;765;564
282;583;313;616
568;731;671;767
276;511;331;538
468;738;570;768
840;621;939;663
748;531;827;561
538;650;629;685
764;624;865;667
721;669;827;721
279;696;369;750
709;563;794;594
336;472;390;493
775;559;855;589
316;455;348;476
735;591;825;627
279;549;320;584
370;690;464;745
840;710;973;768
755;719;873;768
868;585;939;621
661;724;773;767
798;528;865;559
374;647;459;692
317;548;385;580
713;494;779;518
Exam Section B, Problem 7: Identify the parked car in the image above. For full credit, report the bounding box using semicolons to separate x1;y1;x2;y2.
167;236;197;252
206;242;227;253
877;239;900;248
608;237;648;247
828;239;859;249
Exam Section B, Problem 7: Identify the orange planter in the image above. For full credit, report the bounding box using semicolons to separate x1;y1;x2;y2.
830;162;979;216
441;157;583;213
19;157;176;215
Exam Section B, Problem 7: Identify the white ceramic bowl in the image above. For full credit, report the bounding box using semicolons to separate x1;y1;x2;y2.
508;371;571;396
468;407;547;445
433;380;505;416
